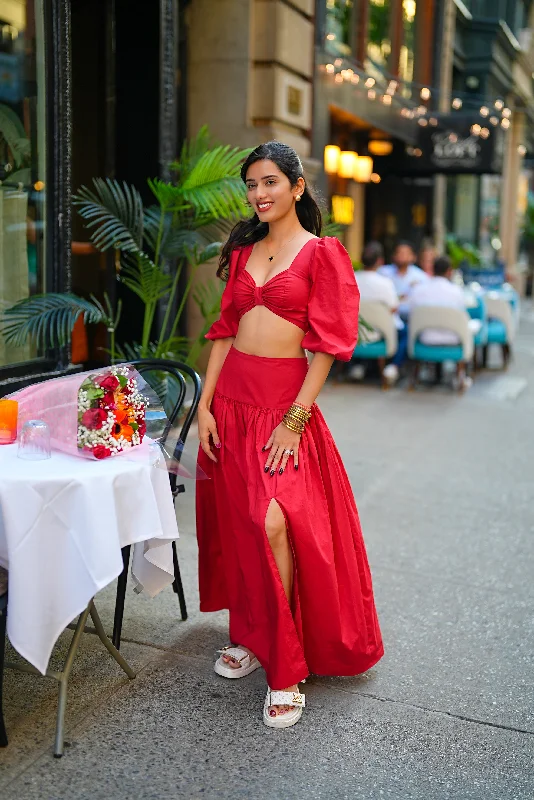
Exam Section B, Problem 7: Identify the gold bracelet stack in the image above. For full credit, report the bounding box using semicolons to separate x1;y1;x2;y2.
282;403;312;435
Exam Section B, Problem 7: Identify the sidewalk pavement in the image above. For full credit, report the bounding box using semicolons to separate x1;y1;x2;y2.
1;309;534;800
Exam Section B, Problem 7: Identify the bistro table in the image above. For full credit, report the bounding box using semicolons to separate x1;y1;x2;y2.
0;439;179;756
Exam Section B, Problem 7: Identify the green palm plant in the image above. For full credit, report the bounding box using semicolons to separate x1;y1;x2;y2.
2;127;251;365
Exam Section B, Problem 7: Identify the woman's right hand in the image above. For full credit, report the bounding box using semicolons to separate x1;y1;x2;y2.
198;405;221;462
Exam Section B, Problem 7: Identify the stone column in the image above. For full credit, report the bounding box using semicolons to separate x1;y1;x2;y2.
433;0;457;252
499;111;525;283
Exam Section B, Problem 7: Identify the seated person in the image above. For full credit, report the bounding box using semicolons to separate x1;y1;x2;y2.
355;241;399;324
409;255;467;344
353;242;403;384
378;240;428;318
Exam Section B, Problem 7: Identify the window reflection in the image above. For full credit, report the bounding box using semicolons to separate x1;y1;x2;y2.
368;0;391;68
325;0;354;58
399;0;416;83
0;0;46;366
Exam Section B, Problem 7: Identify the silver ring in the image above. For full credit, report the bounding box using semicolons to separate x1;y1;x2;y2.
284;449;293;456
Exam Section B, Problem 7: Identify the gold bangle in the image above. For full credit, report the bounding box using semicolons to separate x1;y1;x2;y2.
293;401;312;412
287;405;311;420
282;418;305;434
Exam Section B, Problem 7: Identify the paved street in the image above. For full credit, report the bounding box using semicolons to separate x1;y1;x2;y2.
1;310;534;800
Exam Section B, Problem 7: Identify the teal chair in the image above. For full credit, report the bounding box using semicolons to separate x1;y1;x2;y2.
408;306;474;393
483;295;515;369
465;293;488;370
353;301;398;389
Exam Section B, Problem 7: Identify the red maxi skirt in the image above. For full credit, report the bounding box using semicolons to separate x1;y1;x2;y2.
196;347;383;690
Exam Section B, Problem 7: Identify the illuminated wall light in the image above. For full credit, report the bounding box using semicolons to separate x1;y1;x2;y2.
331;195;355;226
365;77;375;88
494;99;504;110
370;173;381;184
420;87;431;100
489;116;499;126
338;150;358;178
452;98;462;109
518;144;527;156
501;118;511;129
480;106;489;117
353;156;374;183
502;107;512;118
367;89;376;100
480;127;490;139
381;94;392;105
368;139;393;156
335;73;343;83
351;74;360;84
325;63;335;74
324;145;340;175
429;117;438;126
471;124;481;135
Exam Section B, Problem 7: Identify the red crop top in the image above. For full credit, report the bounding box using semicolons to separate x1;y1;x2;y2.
206;236;360;361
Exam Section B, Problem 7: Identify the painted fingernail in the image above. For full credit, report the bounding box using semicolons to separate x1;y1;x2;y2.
270;469;275;477
264;466;270;473
215;443;221;449
279;468;284;475
262;446;267;452
294;464;299;471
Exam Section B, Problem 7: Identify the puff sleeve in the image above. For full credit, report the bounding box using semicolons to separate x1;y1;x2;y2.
301;237;360;361
205;248;241;341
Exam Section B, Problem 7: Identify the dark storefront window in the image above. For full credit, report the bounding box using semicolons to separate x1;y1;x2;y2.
0;0;46;367
367;0;391;68
325;0;355;58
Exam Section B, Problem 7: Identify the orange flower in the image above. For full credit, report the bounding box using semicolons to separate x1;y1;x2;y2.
112;420;135;441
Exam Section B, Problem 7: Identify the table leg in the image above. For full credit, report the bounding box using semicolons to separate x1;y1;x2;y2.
6;598;136;758
88;601;136;679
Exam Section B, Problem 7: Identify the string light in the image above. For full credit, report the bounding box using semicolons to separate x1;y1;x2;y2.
326;33;335;41
418;118;428;127
365;77;375;88
480;106;489;117
480;127;490;139
335;73;343;83
368;89;376;100
518;144;527;156
495;99;504;110
502;108;512;118
471;124;481;135
489;116;499;126
326;63;335;74
452;98;462;109
334;58;343;67
381;94;392;105
370;173;381;183
501;118;511;129
429;117;438;126
351;74;360;84
387;80;398;95
417;105;427;116
420;87;431;100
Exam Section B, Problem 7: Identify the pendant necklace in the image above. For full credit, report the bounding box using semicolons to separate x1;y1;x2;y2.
264;232;300;262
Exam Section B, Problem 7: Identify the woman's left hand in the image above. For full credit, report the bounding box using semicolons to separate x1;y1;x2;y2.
263;423;301;475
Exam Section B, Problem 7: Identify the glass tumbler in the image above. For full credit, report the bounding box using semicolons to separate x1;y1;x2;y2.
17;419;52;460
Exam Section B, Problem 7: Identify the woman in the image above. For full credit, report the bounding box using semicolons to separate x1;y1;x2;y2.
196;141;383;729
418;239;437;276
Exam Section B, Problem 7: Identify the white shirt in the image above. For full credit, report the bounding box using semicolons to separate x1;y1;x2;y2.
377;264;429;315
355;270;399;310
409;276;467;345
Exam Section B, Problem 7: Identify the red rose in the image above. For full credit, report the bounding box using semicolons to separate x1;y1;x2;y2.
81;408;108;430
102;391;116;409
96;374;120;392
138;421;146;438
92;445;112;460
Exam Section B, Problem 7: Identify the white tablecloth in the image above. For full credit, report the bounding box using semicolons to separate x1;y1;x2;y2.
0;441;179;674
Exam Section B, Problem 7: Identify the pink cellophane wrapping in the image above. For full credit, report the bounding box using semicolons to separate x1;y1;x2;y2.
8;366;147;459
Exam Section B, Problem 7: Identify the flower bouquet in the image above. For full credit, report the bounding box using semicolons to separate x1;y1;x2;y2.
77;367;149;458
9;365;151;460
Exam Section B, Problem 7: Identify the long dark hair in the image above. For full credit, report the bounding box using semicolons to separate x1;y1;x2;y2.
218;141;322;279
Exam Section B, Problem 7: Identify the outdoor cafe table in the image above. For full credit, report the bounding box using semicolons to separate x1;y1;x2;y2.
0;439;179;755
